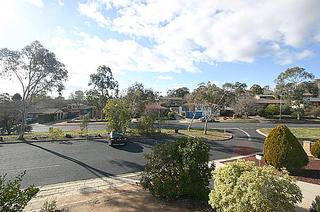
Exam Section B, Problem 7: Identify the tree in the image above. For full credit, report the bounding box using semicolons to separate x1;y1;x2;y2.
103;98;131;133
0;93;21;134
209;160;302;212
0;41;68;139
232;96;259;117
69;90;85;106
192;82;225;134
86;65;118;119
167;87;190;98
12;93;22;101
264;125;308;170
275;67;315;119
124;82;158;118
80;113;90;136
249;84;263;95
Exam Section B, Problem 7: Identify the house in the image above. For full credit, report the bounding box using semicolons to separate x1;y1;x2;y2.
159;97;185;113
145;104;168;116
28;108;64;123
62;104;95;119
179;103;225;119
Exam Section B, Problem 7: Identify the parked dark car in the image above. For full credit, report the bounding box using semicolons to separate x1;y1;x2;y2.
108;131;127;146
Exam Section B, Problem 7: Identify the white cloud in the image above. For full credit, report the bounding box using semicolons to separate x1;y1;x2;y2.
21;0;43;7
78;2;109;27
158;75;173;80
79;0;320;67
57;0;64;6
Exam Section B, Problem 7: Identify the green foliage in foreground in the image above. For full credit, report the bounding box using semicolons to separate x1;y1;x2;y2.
209;160;302;212
0;172;39;212
264;125;308;170
310;195;320;212
141;137;213;201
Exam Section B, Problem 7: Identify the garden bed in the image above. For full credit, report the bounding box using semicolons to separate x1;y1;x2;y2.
224;156;320;185
161;128;233;141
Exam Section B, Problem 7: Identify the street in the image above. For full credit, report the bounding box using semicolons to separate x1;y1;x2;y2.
0;122;318;187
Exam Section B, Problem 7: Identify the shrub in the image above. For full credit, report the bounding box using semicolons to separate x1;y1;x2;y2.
136;113;157;135
167;111;175;120
40;199;57;212
264;104;279;116
311;140;320;159
140;137;213;201
0;171;39;212
48;128;64;140
264;125;308;170
208;160;302;212
310;195;320;212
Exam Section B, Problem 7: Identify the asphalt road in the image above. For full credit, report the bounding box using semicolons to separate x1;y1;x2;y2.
0;122;318;187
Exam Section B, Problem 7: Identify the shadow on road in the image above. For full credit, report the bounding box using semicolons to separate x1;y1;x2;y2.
26;142;113;179
113;141;144;153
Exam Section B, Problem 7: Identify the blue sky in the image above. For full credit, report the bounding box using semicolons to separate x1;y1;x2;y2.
0;0;320;96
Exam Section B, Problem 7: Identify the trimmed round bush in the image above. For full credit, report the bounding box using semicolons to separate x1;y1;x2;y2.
311;140;320;159
140;137;213;201
208;160;302;212
264;125;309;169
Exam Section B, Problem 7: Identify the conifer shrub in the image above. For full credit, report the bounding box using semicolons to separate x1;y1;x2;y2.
140;137;213;201
311;140;320;159
263;125;308;169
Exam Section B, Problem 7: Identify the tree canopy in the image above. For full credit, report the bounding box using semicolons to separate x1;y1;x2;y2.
0;40;68;138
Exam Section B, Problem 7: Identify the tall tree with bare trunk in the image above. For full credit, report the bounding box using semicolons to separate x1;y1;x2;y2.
0;41;68;139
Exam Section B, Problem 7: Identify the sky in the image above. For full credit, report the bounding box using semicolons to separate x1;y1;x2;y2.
0;0;320;97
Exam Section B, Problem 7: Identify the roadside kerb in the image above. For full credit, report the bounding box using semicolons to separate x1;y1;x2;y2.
256;129;268;137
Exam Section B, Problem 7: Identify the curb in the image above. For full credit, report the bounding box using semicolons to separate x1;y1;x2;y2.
256;129;268;137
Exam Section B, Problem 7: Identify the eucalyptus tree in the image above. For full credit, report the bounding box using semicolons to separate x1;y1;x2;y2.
0;41;68;139
192;82;225;134
275;67;315;119
86;65;118;119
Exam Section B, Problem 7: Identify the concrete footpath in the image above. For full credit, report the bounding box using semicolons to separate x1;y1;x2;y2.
24;172;195;212
24;159;320;212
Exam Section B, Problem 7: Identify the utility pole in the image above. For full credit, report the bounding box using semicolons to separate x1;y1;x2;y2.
279;94;282;121
156;98;161;132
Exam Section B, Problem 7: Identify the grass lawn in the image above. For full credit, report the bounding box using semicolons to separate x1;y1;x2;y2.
259;128;320;140
0;129;108;142
216;117;259;123
161;128;232;141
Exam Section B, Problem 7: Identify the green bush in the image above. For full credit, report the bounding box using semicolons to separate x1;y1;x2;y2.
167;111;175;120
48;128;64;140
0;171;39;212
310;195;320;212
264;125;308;170
208;160;302;212
140;137;213;201
136;113;157;135
311;140;320;159
264;104;279;116
40;199;57;212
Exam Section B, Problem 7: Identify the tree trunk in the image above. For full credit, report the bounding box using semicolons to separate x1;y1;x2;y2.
187;112;196;131
18;101;27;140
203;119;208;135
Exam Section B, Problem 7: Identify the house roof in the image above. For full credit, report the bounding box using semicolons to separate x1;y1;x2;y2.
145;104;168;110
28;108;63;115
255;99;283;104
